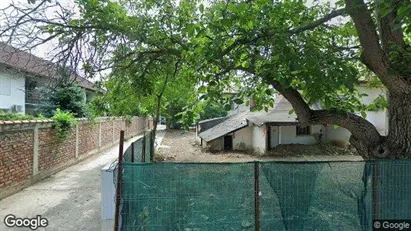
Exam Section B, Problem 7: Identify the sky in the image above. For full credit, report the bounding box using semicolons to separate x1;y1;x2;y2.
0;0;78;59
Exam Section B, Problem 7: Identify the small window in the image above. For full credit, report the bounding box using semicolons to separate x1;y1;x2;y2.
0;76;11;96
296;125;311;136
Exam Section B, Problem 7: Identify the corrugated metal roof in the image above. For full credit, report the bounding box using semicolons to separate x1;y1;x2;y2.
198;116;227;124
199;96;322;142
198;112;251;142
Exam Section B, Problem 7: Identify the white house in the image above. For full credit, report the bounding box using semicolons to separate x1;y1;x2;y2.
0;65;25;113
0;42;100;115
197;84;388;154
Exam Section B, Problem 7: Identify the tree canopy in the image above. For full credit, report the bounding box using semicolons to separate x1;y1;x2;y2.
1;0;411;158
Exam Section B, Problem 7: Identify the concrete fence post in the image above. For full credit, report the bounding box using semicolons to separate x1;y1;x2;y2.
99;120;102;147
75;123;79;158
112;120;115;144
32;124;39;176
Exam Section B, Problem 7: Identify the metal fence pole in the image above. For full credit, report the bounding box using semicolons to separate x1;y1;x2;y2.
114;130;125;231
150;132;154;163
254;162;260;231
142;132;146;163
150;131;154;162
131;141;135;163
372;161;380;220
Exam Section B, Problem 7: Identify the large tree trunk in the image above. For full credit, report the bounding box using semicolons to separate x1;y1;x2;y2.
385;93;411;157
354;92;411;158
344;0;411;158
270;79;411;159
150;96;162;161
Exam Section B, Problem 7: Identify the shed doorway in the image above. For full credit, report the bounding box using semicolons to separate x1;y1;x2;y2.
224;135;233;151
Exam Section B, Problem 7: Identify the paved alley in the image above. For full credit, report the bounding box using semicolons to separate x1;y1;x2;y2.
0;128;165;231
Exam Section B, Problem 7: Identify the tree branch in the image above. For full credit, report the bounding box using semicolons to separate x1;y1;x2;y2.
273;83;383;158
238;64;383;157
377;0;406;50
345;0;411;94
290;8;346;34
268;80;311;124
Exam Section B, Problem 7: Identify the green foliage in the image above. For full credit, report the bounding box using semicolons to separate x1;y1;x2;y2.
0;112;36;121
51;109;77;140
40;82;87;118
199;101;228;120
366;95;389;111
0;112;48;121
88;96;109;117
99;51;198;129
85;104;99;125
388;44;411;77
16;0;411;136
37;114;46;119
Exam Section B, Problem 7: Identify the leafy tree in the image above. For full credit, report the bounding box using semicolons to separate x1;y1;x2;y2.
1;0;410;159
199;101;228;120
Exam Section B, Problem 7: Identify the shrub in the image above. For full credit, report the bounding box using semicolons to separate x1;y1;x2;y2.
0;112;35;121
85;105;99;126
39;82;87;118
0;112;46;121
52;109;77;140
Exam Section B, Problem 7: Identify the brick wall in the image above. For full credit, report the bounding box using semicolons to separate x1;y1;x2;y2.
78;123;99;156
38;128;76;172
101;121;114;145
0;116;150;199
0;130;33;188
124;117;147;139
113;120;124;142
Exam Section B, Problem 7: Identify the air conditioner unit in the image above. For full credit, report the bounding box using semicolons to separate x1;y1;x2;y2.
11;105;23;113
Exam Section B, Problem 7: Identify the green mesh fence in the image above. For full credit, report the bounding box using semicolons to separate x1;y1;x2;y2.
123;131;152;163
372;160;411;220
120;163;255;231
123;147;133;163
118;160;411;230
260;161;371;230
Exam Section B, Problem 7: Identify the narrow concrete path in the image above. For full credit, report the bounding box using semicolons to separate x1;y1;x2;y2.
155;127;166;151
0;127;166;231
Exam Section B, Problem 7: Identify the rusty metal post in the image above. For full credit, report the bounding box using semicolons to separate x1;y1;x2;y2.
114;130;125;231
131;141;135;163
150;131;155;162
142;132;146;163
254;162;260;231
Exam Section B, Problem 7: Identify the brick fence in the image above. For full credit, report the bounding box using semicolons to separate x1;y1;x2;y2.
0;116;153;199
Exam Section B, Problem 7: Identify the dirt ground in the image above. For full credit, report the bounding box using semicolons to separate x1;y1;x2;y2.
158;130;363;162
